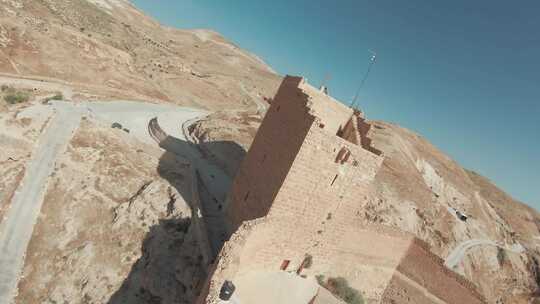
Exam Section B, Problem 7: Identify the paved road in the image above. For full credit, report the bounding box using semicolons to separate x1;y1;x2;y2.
445;239;525;269
84;100;206;145
0;104;81;304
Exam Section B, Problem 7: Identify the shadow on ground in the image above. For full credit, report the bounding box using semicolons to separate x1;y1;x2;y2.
107;118;246;304
106;218;203;304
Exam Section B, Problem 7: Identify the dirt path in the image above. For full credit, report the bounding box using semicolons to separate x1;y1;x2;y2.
0;103;81;304
0;72;168;103
0;75;73;100
0;51;21;75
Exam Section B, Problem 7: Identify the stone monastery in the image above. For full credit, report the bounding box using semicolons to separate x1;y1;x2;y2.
197;76;486;304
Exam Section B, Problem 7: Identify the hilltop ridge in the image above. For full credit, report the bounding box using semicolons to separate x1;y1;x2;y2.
0;0;281;110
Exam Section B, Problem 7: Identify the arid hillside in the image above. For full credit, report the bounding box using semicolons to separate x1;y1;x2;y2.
0;0;281;110
190;110;540;304
1;1;538;304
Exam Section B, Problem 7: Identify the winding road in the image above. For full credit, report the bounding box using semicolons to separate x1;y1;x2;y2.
444;239;525;269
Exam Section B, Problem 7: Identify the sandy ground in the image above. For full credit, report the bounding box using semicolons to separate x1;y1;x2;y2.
233;272;319;304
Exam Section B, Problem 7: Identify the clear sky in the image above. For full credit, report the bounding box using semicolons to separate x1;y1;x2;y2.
132;0;539;209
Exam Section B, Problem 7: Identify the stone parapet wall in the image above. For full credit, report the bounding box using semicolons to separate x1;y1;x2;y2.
299;80;353;134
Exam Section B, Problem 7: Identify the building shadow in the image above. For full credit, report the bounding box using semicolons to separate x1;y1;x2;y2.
106;218;203;304
107;117;246;304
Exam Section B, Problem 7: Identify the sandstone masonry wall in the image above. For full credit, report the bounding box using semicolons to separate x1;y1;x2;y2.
268;122;384;237
225;76;314;230
300;83;353;134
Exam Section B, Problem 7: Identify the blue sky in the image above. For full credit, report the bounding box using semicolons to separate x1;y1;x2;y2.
132;0;539;209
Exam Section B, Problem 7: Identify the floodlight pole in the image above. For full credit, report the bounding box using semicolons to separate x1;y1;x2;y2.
351;50;377;109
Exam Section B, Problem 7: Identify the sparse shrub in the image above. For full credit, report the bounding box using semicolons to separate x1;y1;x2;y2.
318;276;364;304
316;275;326;285
43;93;63;103
303;254;313;269
50;93;63;100
4;91;29;104
497;247;506;265
1;84;9;92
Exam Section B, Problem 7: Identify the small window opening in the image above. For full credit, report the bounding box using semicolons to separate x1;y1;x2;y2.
244;191;250;201
280;260;290;271
330;174;338;186
276;105;281;112
335;147;351;164
319;123;325;129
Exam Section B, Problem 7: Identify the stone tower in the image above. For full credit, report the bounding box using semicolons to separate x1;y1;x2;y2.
226;75;383;232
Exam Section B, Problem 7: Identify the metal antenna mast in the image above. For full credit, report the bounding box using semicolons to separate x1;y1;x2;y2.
320;73;331;89
351;50;377;109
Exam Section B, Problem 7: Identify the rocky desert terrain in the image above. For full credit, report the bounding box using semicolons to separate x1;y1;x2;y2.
0;0;539;304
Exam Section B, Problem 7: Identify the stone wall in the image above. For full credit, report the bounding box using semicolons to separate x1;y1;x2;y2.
201;220;487;303
200;220;414;303
267;121;384;238
225;76;314;230
226;75;384;234
299;82;353;134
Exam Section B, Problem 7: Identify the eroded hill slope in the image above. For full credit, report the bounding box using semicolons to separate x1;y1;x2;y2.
0;0;281;110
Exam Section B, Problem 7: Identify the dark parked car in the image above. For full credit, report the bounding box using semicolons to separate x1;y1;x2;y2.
456;210;468;222
219;280;236;301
